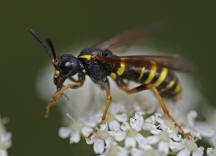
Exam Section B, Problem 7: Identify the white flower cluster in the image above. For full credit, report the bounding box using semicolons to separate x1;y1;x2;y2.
58;102;216;156
0;117;12;156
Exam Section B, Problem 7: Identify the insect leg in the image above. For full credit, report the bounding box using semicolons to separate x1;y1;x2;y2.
146;84;190;140
69;77;81;83
87;86;112;139
115;78;190;139
45;82;83;118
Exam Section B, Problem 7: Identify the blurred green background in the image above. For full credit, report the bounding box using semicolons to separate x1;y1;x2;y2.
0;0;215;155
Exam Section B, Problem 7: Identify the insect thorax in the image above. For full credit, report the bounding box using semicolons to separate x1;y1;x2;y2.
78;48;112;85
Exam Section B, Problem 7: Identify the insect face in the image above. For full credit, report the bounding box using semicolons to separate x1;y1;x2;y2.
54;54;82;90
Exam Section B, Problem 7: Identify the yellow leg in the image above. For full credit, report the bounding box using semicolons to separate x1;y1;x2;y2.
45;82;83;118
69;77;82;83
146;84;190;140
119;83;190;140
87;87;112;139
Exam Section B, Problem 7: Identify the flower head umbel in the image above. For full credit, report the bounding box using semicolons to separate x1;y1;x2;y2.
0;117;12;156
57;100;215;155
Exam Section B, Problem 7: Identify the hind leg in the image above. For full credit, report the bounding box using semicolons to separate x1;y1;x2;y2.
116;79;190;139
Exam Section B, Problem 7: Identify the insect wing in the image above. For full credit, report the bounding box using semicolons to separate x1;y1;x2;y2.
97;24;159;50
95;54;193;72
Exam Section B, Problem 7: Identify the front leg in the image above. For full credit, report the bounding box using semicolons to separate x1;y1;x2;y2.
87;83;112;139
45;81;84;118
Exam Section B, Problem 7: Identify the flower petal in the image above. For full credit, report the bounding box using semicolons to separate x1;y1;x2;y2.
195;122;215;137
115;113;128;122
125;137;136;148
110;131;126;142
109;120;120;131
187;110;197;127
177;149;190;156
58;127;71;139
146;136;159;144
169;140;184;151
131;148;144;156
69;131;80;143
192;147;204;156
130;114;144;131
0;150;8;156
81;127;92;137
158;141;169;155
136;134;152;150
93;139;105;154
121;122;130;131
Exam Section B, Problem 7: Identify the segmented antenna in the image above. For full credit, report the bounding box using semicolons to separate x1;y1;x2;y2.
28;28;54;59
46;38;56;59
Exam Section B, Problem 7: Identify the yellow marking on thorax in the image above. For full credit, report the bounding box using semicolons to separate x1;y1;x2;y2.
54;70;60;78
174;81;181;93
138;66;145;80
78;55;92;60
159;76;176;93
117;58;125;76
153;67;168;87
110;72;117;79
144;61;157;84
82;69;86;73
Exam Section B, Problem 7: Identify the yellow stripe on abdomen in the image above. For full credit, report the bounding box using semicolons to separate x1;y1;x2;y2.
159;76;176;93
144;61;157;84
153;67;168;87
138;66;145;80
174;80;181;93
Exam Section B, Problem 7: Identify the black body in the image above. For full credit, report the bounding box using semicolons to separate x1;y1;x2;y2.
77;48;181;99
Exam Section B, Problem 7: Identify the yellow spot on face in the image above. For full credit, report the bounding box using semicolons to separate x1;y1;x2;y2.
78;55;92;60
117;58;125;76
159;76;176;93
138;66;145;80
82;69;86;73
110;72;117;79
144;61;157;84
54;70;60;78
153;68;168;87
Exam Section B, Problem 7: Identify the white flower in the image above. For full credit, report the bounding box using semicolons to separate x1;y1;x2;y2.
177;140;204;156
115;112;145;149
59;118;92;143
0;117;12;156
104;103;128;131
100;145;128;156
207;147;216;156
89;129;114;154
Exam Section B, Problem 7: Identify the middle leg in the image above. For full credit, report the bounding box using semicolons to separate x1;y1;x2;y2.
87;86;112;139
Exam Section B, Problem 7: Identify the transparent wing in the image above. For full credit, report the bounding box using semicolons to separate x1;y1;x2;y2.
95;54;193;72
97;24;159;50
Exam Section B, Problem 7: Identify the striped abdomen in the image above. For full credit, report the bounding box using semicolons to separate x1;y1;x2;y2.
110;60;182;99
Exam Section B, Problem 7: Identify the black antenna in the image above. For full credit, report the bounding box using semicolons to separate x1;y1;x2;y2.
46;38;56;59
28;28;54;59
